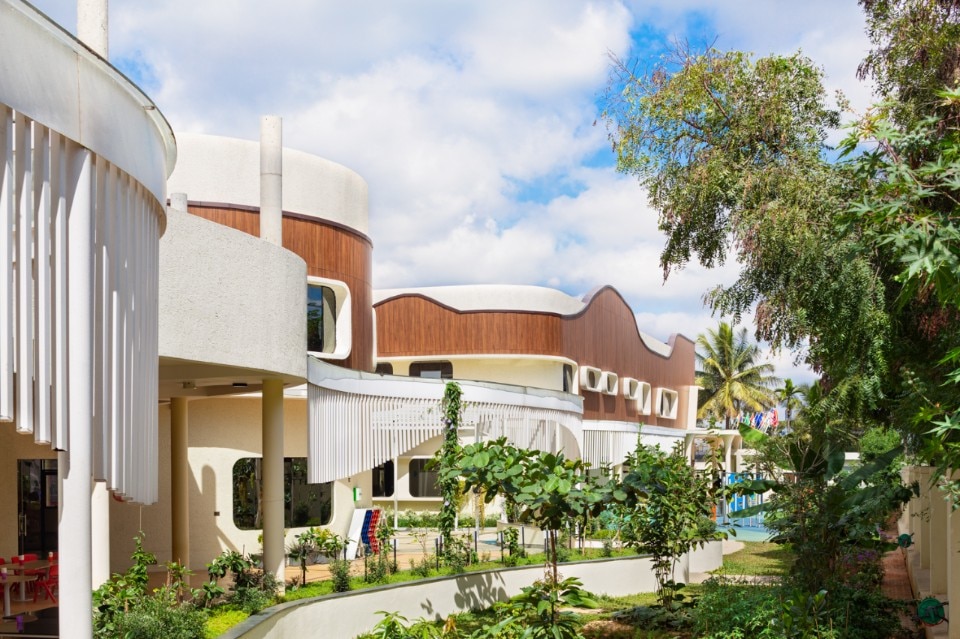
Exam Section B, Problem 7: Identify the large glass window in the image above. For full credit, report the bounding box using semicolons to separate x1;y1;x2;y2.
408;459;441;497
307;285;336;354
409;361;452;379
233;457;332;530
372;460;395;497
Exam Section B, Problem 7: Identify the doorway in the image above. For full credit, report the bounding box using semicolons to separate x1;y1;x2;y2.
17;460;58;556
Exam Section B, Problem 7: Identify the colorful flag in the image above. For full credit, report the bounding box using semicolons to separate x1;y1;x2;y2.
771;410;779;428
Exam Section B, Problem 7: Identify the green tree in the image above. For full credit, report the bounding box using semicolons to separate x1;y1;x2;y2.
448;438;605;584
776;378;806;432
737;425;913;594
604;47;891;444
695;322;778;429
434;382;464;559
616;443;724;608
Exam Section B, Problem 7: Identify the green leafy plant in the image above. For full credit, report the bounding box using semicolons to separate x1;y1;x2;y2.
93;533;158;638
773;589;838;639
613;442;725;609
329;557;352;593
498;575;596;639
449;438;606;583
736;425;912;593
435;382;464;559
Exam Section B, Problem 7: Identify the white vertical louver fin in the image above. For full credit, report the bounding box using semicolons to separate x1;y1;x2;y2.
0;107;163;504
0;106;14;423
307;381;583;484
33;123;52;444
51;131;68;450
15;112;33;435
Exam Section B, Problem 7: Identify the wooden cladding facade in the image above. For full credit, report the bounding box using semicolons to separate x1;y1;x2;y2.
375;287;695;427
187;204;374;372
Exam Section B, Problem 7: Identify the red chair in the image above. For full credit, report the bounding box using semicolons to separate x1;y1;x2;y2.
33;566;57;604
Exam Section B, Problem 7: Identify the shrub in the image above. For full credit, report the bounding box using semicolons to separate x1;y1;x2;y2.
825;585;903;639
115;586;206;639
694;579;782;639
329;557;352;592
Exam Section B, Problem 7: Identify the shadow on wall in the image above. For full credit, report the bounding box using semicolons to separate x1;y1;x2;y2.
203;464;243;560
453;571;508;614
418;571;508;618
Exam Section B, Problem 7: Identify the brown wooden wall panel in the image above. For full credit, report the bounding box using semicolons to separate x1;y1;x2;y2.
561;288;694;426
375;286;695;427
374;296;563;357
188;204;374;372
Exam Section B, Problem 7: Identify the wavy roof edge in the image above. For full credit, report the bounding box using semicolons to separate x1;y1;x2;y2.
373;284;689;358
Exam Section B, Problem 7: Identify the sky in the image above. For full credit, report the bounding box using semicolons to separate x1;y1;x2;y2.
32;1;877;385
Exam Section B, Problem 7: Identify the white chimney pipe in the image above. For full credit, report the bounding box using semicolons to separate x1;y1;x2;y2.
77;0;109;58
260;116;283;246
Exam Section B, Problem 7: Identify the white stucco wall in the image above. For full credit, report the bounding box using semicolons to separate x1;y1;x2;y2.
159;209;307;380
109;409;173;570
223;543;723;639
168;133;369;235
382;357;568;391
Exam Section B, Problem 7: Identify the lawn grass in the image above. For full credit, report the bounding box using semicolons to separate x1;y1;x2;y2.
204;608;249;638
282;546;638;603
719;541;793;576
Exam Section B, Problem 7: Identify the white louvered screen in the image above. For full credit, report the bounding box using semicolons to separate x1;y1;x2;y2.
0;107;161;504
307;384;583;484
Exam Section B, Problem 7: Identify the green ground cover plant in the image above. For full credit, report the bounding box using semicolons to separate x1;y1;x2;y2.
720;541;793;577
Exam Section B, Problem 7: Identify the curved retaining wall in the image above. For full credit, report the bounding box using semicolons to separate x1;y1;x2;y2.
222;541;723;639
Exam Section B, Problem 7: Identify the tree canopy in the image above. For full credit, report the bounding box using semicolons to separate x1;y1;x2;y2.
604;3;960;459
695;322;778;429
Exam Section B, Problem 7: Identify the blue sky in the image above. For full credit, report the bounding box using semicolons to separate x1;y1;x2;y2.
31;1;876;384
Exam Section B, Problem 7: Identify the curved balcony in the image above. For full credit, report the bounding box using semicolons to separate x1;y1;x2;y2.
0;0;175;503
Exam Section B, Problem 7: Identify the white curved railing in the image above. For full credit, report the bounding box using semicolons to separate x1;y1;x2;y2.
0;0;174;504
306;359;583;484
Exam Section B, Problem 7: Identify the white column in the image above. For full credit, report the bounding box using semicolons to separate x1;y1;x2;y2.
919;466;932;570
900;466;914;533
259;116;282;246
261;379;285;593
60;147;93;639
171;397;190;567
930;471;948;594
683;434;695;464
90;481;110;587
77;0;109;58
948;471;960;639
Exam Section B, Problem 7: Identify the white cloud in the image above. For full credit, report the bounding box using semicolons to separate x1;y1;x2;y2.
27;0;874;384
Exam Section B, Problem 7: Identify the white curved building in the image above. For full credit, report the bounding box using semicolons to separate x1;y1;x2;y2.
1;3;720;633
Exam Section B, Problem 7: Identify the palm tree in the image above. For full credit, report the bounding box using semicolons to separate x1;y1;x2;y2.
696;322;779;429
775;378;806;431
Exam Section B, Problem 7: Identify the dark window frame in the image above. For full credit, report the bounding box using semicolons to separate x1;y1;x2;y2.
408;458;441;498
307;284;337;354
372;460;395;497
232;457;333;530
409;361;453;379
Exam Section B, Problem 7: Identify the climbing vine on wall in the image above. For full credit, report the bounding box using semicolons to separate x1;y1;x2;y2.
436;382;464;555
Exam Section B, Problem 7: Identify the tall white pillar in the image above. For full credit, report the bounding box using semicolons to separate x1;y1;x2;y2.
77;0;108;58
91;481;110;587
930;471;948;594
259;116;282;246
171;398;190;567
919;466;932;570
948;471;960;639
261;379;285;593
60;148;93;639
